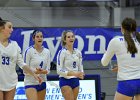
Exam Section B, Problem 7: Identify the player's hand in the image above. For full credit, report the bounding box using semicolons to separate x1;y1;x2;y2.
35;67;48;74
33;74;43;84
111;64;118;72
75;72;85;79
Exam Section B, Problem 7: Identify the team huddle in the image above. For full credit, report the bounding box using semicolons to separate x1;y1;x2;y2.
0;17;140;100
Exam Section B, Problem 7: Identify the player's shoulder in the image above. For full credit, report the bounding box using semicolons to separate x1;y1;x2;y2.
43;47;50;53
24;46;34;53
59;47;67;52
57;48;67;56
9;40;17;44
74;48;81;53
9;40;20;48
111;36;124;43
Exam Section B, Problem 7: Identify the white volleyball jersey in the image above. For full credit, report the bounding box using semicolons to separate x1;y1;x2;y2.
101;36;140;81
0;40;26;91
23;46;51;85
57;48;84;79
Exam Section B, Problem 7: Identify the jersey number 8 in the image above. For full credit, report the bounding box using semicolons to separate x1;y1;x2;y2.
73;61;76;68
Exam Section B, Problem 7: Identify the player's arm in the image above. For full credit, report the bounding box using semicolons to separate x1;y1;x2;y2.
78;51;84;72
111;64;118;72
77;51;84;79
57;50;68;76
22;65;42;83
101;38;116;66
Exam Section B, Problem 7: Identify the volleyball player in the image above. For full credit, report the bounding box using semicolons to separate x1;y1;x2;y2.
0;18;42;100
57;30;84;100
23;30;51;100
101;17;140;100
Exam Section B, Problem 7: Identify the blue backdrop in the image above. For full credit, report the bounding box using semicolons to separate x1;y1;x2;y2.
10;27;122;61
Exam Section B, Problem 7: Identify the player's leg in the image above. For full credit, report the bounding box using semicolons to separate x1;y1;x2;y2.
0;90;4;100
37;82;47;100
4;87;16;100
25;87;38;100
71;78;80;100
73;86;79;100
38;89;46;100
61;86;74;100
59;77;75;100
114;91;133;100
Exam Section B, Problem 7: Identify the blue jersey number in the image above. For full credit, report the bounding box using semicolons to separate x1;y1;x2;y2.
39;61;43;68
73;61;76;68
2;56;10;65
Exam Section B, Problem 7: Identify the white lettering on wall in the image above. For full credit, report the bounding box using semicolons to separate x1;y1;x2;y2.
21;31;107;60
85;35;106;54
21;30;33;53
75;35;84;51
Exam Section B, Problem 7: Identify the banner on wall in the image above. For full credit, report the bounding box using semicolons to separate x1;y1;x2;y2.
14;75;101;100
14;80;96;100
10;28;122;61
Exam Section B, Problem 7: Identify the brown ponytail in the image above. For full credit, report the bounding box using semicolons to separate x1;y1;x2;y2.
124;31;137;54
122;17;138;54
